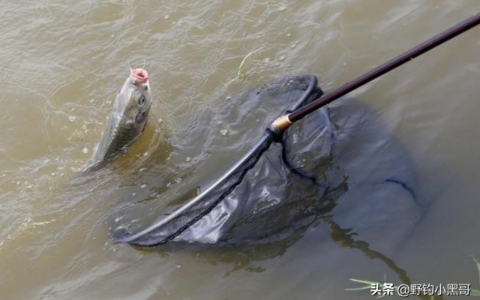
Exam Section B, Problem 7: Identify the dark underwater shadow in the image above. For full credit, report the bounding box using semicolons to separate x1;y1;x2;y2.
323;97;427;255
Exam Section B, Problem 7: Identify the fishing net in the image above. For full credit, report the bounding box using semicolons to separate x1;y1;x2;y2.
114;75;337;246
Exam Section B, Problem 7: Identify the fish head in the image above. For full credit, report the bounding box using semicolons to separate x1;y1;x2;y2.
114;68;152;128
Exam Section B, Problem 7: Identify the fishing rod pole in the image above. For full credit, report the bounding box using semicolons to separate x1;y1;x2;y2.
273;12;480;130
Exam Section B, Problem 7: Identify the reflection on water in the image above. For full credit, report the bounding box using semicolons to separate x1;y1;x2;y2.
0;1;479;299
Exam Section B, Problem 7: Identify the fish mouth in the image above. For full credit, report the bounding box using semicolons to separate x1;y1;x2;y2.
130;68;149;83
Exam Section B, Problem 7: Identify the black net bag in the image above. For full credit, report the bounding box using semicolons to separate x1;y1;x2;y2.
114;75;335;246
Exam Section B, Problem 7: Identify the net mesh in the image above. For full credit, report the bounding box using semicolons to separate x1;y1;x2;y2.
114;75;335;246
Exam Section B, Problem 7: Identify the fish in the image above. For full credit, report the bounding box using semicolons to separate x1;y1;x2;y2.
83;68;152;172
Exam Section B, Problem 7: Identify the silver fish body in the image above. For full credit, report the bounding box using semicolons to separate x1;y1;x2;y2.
84;68;152;171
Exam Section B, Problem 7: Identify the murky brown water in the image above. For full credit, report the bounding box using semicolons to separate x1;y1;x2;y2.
1;1;479;299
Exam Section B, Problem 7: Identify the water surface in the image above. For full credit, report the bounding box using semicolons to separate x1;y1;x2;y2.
1;1;479;299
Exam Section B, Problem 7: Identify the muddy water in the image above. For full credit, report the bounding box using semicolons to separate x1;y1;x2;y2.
1;1;479;299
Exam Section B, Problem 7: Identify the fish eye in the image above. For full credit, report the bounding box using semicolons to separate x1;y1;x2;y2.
138;95;146;105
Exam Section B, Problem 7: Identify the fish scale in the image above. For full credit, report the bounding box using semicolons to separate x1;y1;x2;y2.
87;116;143;170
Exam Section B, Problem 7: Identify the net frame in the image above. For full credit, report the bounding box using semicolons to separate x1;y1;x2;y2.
115;75;322;246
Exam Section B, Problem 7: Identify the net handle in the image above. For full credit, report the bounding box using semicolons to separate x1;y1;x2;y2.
273;12;480;130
